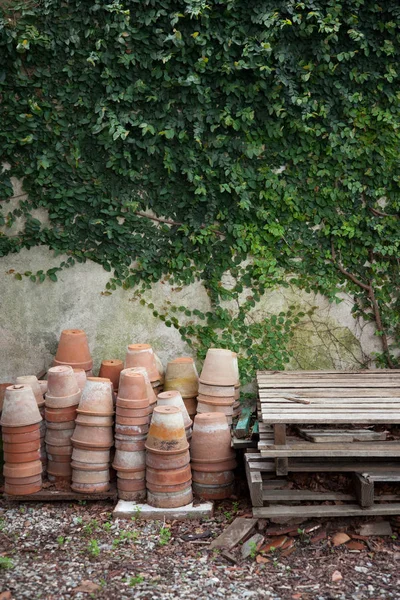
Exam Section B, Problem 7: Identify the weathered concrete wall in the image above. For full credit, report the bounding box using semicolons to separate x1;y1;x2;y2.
0;245;381;381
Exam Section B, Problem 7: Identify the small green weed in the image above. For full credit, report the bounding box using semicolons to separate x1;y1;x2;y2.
129;575;144;586
0;556;14;569
57;536;65;545
158;526;171;546
248;540;258;559
131;506;142;522
83;519;100;536
87;539;100;557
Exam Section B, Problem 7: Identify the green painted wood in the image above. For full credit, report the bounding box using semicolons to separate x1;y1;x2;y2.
234;407;252;439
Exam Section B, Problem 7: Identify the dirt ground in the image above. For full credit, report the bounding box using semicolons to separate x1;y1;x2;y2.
0;493;400;600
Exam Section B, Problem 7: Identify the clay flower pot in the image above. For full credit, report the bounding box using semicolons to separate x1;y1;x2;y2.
146;449;190;470
125;344;160;382
47;365;80;397
5;480;42;496
4;449;41;463
122;368;157;406
147;487;193;509
99;359;124;392
118;370;148;401
75;414;114;427
77;377;114;416
192;469;235;485
46;444;73;456
15;376;45;408
157;391;192;429
190;412;232;462
3;440;40;454
3;460;43;479
183;397;197;418
146;464;191;487
116;415;149;426
38;380;48;396
112;449;146;472
54;329;93;371
73;368;87;392
45;406;77;422
116;406;151;418
115;437;147;452
45;428;75;446
197;382;235;398
71;481;110;493
118;477;146;493
2;423;40;434
1;385;42;428
192;481;233;500
115;423;149;437
47;460;72;478
164;357;199;398
72;469;109;484
0;382;13;412
199;348;237;386
2;428;41;444
145;406;188;454
231;352;240;384
71;447;110;464
71;424;113;449
46;419;76;430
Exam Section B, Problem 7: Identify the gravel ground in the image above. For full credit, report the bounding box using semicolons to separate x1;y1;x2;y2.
1;498;400;600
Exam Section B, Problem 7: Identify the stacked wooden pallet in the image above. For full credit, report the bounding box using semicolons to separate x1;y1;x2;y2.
246;369;400;518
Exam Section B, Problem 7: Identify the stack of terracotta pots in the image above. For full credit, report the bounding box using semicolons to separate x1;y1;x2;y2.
157;391;193;441
44;366;81;485
71;377;114;493
125;344;163;396
231;352;241;418
197;349;237;425
54;329;93;376
164;357;198;422
99;359;124;394
145;406;192;508
1;385;43;495
113;370;150;501
190;412;236;500
126;366;157;416
16;375;47;471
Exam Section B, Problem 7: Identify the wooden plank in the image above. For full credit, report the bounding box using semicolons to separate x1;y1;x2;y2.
257;369;400;376
297;429;387;443
262;489;355;502
369;473;400;482
260;412;400;424
210;517;258;550
234;407;252;439
3;486;117;502
253;503;400;519
260;403;400;410
259;389;400;397
353;473;374;508
274;424;288;477
258;381;400;388
232;437;258;449
258;441;400;458
251;421;259;439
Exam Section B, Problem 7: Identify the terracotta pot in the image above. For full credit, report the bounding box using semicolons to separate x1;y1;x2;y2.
197;393;234;405
45;428;75;446
231;352;240;384
164;357;199;398
199;348;237;386
71;424;113;449
77;377;114;415
191;457;237;472
146;449;190;470
191;470;235;485
5;480;42;496
2;422;40;435
71;447;110;463
147;487;193;508
146;464;191;486
183;397;197;417
122;368;157;406
117;489;147;502
47;365;80;397
72;468;109;484
116;405;151;418
45;406;77;422
125;344;160;382
154;353;164;383
118;370;149;402
2;428;41;444
197;400;233;417
157;391;192;429
234;384;240;401
47;459;72;476
232;400;241;418
73;368;87;392
1;385;42;427
145;406;188;454
54;329;93;371
146;479;192;494
15;376;45;408
190;412;232;461
0;382;13;412
116;396;149;410
46;419;76;430
115;415;150;426
3;440;40;454
75;414;114;427
112;449;146;472
99;359;124;391
4;449;41;463
46;443;73;456
3;460;42;478
115;438;146;452
115;423;149;437
5;474;42;486
47;473;71;484
48;453;71;463
197;382;235;398
117;478;146;492
38;380;48;396
71;481;110;493
192;481;234;500
117;470;146;480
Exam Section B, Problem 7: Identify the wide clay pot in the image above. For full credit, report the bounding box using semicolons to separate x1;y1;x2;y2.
118;370;149;402
71;447;110;464
116;405;151;418
117;478;146;492
75;414;114;427
46;419;76;430
71;424;113;449
115;423;149;437
112;449;146;472
5;474;42;486
123;367;157;406
190;412;232;462
3;440;40;454
115;437;147;452
192;481;234;500
145;406;188;454
45;406;77;423
147;487;193;508
191;470;235;485
197;401;233;421
38;380;48;397
71;481;110;493
191;456;237;472
146;448;190;471
77;377;114;415
125;344;160;382
46;443;73;456
15;376;45;408
116;415;150;426
0;382;13;412
197;382;235;398
146;464;191;486
2;428;41;444
146;479;192;494
199;348;237;386
99;359;124;392
116;396;149;410
1;385;42;428
48;453;71;463
4;449;41;463
45;428;75;446
157;391;192;430
54;329;93;371
233;400;241;418
197;393;234;405
73;368;87;392
232;352;240;384
47;365;80;398
183;397;197;417
47;460;72;477
3;460;42;478
72;469;109;484
5;480;42;496
164;357;199;398
117;470;146;481
117;488;147;502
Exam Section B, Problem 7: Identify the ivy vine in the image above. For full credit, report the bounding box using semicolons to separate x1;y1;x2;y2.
0;1;399;371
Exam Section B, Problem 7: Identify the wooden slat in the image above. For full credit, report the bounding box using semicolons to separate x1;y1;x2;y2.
260;397;400;404
253;503;400;518
259;389;400;397
258;370;400;376
262;489;354;502
297;429;387;443
258;440;400;458
247;457;400;473
260;412;400;424
258;380;400;388
234;407;252;439
260;403;400;410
